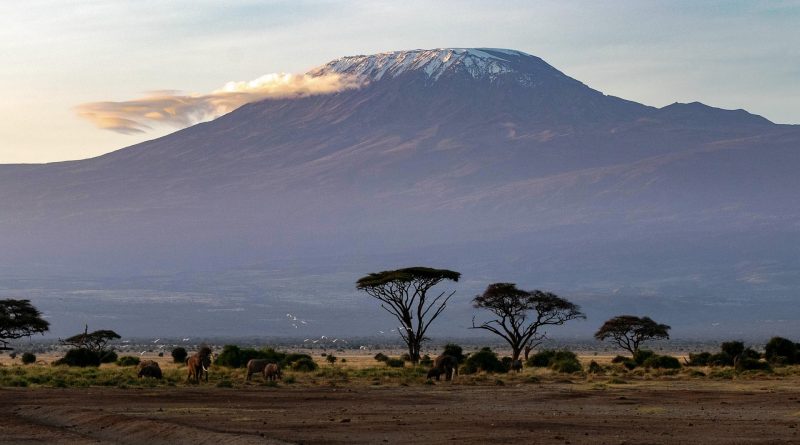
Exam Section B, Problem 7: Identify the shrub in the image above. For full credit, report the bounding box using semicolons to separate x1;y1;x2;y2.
291;357;318;372
443;343;465;363
99;351;118;364
643;355;681;369
420;354;432;366
501;356;513;370
527;350;556;367
116;356;141;367
386;358;405;368
399;353;412;362
215;345;287;368
462;347;506;374
633;349;655;366
687;352;712;366
326;354;337;365
54;348;101;367
374;353;389;362
587;360;603;374
611;355;629;364
171;347;188;364
708;352;734;367
21;352;36;365
282;353;313;368
765;337;797;364
550;352;583;373
736;357;771;372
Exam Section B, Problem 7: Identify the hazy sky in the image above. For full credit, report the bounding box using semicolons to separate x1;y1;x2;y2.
1;0;798;164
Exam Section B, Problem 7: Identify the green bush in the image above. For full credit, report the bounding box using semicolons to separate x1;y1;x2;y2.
462;347;506;374
399;353;412;362
419;354;432;366
171;347;188;364
527;350;556;367
386;358;405;368
291;357;318;372
643;355;681;369
54;348;101;367
765;337;797;364
21;352;36;365
326;354;337;365
587;360;603;374
99;351;118;364
116;356;141;367
443;344;465;363
633;350;655;366
547;351;582;373
215;345;289;368
736;357;771;372
374;353;389;362
687;352;712;366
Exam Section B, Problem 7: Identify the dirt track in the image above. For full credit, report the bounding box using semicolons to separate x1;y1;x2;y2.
3;381;800;444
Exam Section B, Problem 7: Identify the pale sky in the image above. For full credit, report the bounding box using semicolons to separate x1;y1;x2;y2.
1;0;798;164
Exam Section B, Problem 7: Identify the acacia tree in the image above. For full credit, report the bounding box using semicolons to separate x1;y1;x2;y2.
61;325;121;358
471;283;585;361
0;299;50;350
356;267;460;364
594;315;670;355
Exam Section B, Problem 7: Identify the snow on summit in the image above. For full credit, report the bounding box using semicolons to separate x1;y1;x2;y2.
310;48;555;84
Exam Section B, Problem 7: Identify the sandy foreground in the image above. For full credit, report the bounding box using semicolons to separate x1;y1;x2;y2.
3;379;800;444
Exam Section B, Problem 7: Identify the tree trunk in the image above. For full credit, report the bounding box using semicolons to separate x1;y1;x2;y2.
511;346;522;362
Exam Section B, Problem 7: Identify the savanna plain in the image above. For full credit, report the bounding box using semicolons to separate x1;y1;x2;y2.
3;351;800;445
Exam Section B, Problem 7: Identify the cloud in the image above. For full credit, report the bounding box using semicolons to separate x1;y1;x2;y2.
76;72;363;134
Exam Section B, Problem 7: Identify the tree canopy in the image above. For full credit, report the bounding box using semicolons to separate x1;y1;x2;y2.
472;283;585;361
356;266;460;363
0;299;50;350
594;315;670;355
61;326;121;354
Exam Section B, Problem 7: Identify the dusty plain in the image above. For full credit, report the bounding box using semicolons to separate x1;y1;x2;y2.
2;353;799;444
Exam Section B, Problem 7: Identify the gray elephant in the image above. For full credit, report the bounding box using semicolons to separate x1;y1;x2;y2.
427;354;458;381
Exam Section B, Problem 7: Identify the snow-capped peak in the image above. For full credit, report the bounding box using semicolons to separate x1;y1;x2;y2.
310;48;549;84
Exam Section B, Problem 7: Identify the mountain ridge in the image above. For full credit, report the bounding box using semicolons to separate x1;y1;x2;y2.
0;48;798;337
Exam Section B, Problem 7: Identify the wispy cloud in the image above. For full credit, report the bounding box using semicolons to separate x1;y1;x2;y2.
75;72;363;134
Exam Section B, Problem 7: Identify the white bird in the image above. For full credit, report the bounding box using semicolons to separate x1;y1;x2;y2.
122;340;130;343
303;339;311;342
321;336;327;340
286;313;293;318
300;320;307;325
359;345;367;350
378;331;384;334
292;324;298;329
182;338;190;342
139;351;146;356
153;338;160;343
312;340;319;344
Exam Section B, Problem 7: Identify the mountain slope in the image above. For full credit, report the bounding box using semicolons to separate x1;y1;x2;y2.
0;48;798;337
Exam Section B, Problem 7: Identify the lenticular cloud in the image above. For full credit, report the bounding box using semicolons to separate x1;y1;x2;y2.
76;73;363;134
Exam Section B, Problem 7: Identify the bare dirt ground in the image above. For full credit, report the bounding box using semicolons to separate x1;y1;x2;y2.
3;379;800;445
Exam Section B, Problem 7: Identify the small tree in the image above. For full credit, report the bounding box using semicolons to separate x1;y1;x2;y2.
0;299;50;350
60;325;121;362
471;283;585;361
356;267;460;364
594;315;670;355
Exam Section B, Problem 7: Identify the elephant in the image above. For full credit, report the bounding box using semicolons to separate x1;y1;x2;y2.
137;360;163;379
510;359;523;372
186;346;213;383
245;359;270;381
427;354;458;381
263;363;282;381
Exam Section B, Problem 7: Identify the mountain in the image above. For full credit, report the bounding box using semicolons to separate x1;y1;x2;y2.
1;48;798;339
